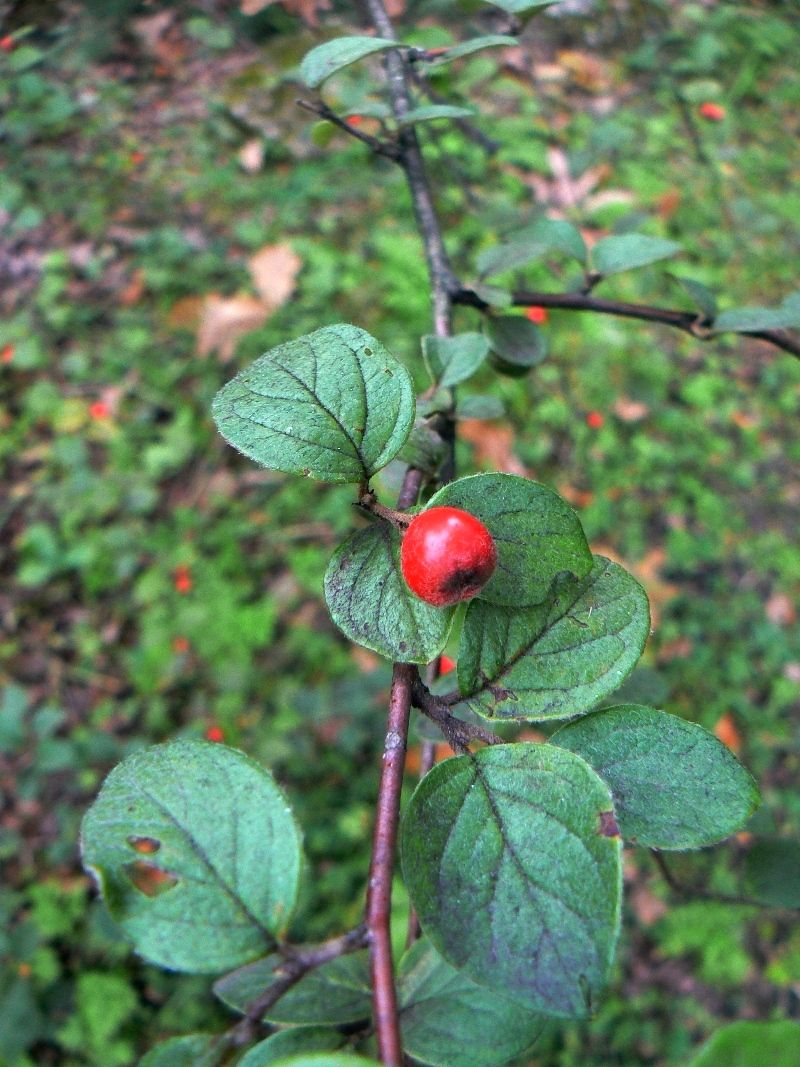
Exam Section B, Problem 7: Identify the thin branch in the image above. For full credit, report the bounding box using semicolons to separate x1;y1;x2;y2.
651;851;796;912
296;98;400;160
410;672;504;752
215;924;368;1057
366;661;416;1067
454;286;800;361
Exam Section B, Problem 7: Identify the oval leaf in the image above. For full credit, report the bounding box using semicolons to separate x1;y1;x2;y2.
215;951;372;1026
324;522;453;663
80;741;303;973
140;1035;217;1067
478;218;586;279
744;838;800;907
401;744;622;1018
489;0;560;12
711;305;800;334
486;316;548;373
669;274;718;320
427;473;592;607
212;324;415;484
686;1021;800;1067
299;37;398;88
398;938;545;1066
455;395;505;420
265;1056;380;1067
551;705;759;848
458;557;650;721
590;234;682;277
239;1028;345;1067
399;105;476;126
427;35;517;67
422;332;490;387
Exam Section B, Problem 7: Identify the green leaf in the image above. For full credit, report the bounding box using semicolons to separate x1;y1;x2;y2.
422;333;489;387
471;283;512;307
711;301;800;334
478;217;586;278
669;274;718;320
267;1057;380;1067
80;741;302;973
552;705;759;848
427;35;517;67
455;395;505;420
299;37;398;88
458;558;650;721
398;938;545;1066
426;473;592;608
401;743;622;1018
324;523;453;663
212;325;415;484
590;234;683;277
488;0;560;13
399;105;476;126
239;1028;345;1067
486;317;548;374
140;1035;217;1067
744;838;800;907
686;1022;800;1067
215;951;371;1026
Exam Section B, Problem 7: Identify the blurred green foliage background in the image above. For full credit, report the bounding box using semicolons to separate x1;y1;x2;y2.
0;0;798;1063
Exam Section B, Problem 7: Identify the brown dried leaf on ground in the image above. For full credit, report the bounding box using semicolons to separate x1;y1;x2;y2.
241;0;333;26
590;544;679;628
613;396;650;423
248;242;302;309
196;293;269;362
458;420;529;476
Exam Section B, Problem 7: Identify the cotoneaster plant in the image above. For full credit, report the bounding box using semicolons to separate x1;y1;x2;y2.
78;3;800;1066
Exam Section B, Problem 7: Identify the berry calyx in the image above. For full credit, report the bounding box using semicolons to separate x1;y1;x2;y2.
400;506;497;608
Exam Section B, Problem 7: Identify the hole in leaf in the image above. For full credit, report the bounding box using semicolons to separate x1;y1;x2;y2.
125;861;179;897
127;835;161;854
598;811;620;838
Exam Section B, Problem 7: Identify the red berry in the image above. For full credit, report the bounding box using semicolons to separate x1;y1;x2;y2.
0;36;14;52
173;564;193;594
525;306;548;325
172;636;190;653
205;725;224;742
346;115;364;127
699;102;725;122
130;150;146;165
1;344;14;364
89;400;110;420
586;411;604;429
439;654;456;675
400;506;497;608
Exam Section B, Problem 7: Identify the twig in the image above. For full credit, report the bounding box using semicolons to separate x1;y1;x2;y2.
651;851;795;912
214;924;368;1058
407;67;501;155
454;286;800;361
366;662;416;1067
296;98;400;160
410;672;504;752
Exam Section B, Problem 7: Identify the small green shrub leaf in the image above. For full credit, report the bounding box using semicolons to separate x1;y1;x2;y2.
266;1057;381;1067
455;395;505;420
212;325;415;483
744;839;800;907
299;38;398;88
422;332;490;387
590;234;683;276
711;301;800;334
551;705;760;848
427;473;592;607
488;0;560;14
458;558;649;721
399;105;476;126
486;316;548;373
401;743;622;1017
140;1035;217;1067
686;1021;800;1067
427;35;517;66
324;523;454;663
80;741;302;973
669;274;718;320
239;1028;345;1067
471;283;513;307
215;951;372;1026
478;217;586;277
398;938;545;1066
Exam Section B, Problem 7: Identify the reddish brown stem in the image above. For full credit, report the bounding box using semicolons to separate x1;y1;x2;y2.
366;661;416;1067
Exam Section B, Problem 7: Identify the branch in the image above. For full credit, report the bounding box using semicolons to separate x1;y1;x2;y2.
366;661;416;1067
215;924;369;1056
296;98;400;160
454;286;800;361
651;851;796;913
410;671;503;752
